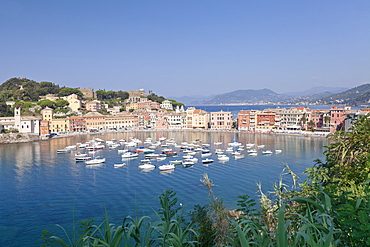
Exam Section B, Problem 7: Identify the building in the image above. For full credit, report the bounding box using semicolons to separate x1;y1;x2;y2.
210;110;232;130
49;118;70;133
160;100;173;110
86;100;103;112
186;107;209;129
166;112;187;129
127;90;147;103
70;116;86;132
256;111;276;130
237;110;252;130
280;107;310;130
78;88;95;98
63;94;81;112
84;112;106;131
329;106;346;132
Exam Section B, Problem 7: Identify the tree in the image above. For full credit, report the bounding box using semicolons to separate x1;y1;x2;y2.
0;102;13;117
96;89;107;100
57;88;83;97
37;99;55;108
117;91;129;100
55;99;69;108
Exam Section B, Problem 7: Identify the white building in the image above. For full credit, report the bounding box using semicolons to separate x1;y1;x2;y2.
160;100;173;110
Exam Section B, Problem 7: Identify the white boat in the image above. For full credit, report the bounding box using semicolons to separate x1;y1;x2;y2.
75;152;88;158
257;145;265;149
85;158;106;165
246;143;255;149
275;149;282;154
202;158;214;164
145;153;160;158
247;149;257;154
228;142;242;147
75;156;92;161
158;163;175;171
214;142;223;145
262;150;273;155
139;163;156;170
232;151;241;156
183;161;194;167
121;152;138;159
218;155;229;161
114;163;126;168
201;152;212;158
65;145;77;151
235;154;245;159
215;149;224;154
156;156;166;161
169;160;183;165
57;149;71;154
248;152;258;156
118;149;128;153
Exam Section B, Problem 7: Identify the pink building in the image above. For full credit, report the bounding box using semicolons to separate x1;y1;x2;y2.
330;106;346;132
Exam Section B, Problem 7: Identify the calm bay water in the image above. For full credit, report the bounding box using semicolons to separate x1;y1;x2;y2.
0;131;328;246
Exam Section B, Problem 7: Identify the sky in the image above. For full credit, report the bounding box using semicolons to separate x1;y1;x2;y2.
1;0;369;98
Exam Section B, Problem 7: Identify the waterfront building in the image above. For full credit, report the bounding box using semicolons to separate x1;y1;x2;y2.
85;100;103;112
344;110;367;132
49;118;70;133
256;111;276;130
40;120;49;135
329;106;347;132
105;113;139;130
70;116;86;132
0;116;16;132
84;112;106;131
160;100;173;110
186;107;209;129
280;107;310;130
237;110;252;130
210;110;232;130
310;109;330;131
10;108;41;134
166;112;187;129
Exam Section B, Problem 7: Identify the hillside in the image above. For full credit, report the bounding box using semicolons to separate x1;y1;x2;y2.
317;83;370;105
197;89;291;105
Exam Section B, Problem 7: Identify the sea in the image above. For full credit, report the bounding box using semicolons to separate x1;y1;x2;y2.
0;126;328;246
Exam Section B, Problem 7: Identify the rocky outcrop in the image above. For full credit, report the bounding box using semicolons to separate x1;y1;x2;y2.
0;133;43;144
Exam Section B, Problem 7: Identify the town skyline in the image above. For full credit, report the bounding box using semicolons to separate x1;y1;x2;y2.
1;1;369;97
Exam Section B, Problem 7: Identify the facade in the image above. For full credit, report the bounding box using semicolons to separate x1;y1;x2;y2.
210;111;232;130
78;88;95;98
49;118;70;133
84;112;106;130
166;112;187;129
127;90;147;103
280;107;310;130
160;100;173;110
330;106;346;132
14;108;41;134
237;110;252;130
70;116;86;132
63;94;81;112
186;108;209;129
256;111;276;130
86;100;103;112
40;120;50;135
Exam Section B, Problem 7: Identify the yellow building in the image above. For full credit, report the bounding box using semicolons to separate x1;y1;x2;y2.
41;107;53;121
84;112;106;130
105;113;139;130
49;118;70;133
63;94;81;112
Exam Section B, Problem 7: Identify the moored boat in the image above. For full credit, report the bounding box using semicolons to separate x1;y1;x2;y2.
158;163;175;171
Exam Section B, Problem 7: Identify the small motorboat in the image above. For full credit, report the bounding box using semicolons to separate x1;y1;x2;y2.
217;154;229;161
202;158;214;164
158;163;175;171
275;149;282;154
114;163;126;168
262;150;273;155
139;163;156;170
85;158;106;165
169;160;183;165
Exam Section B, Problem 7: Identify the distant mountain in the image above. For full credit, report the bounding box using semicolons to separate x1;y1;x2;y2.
284;86;348;96
316;83;370;105
197;89;291;105
168;95;213;105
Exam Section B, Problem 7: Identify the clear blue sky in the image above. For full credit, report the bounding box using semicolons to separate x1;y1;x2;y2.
1;0;369;98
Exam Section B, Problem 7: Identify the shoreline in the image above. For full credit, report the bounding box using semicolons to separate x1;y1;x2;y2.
0;128;328;144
